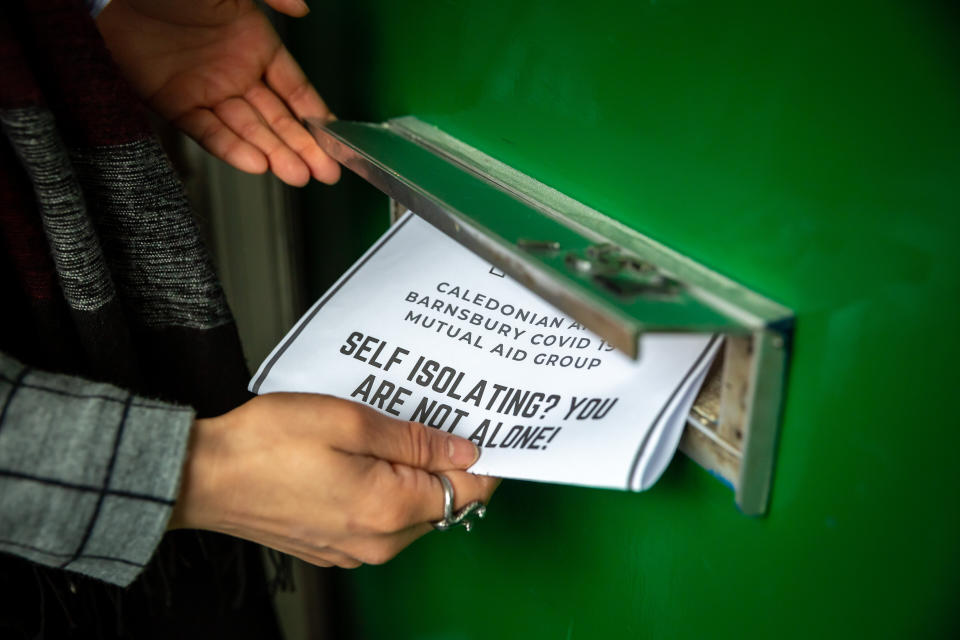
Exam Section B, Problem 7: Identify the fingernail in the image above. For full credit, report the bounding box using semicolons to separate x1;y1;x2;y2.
298;0;310;13
447;437;479;467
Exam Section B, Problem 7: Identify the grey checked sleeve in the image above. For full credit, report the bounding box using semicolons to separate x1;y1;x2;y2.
0;352;195;586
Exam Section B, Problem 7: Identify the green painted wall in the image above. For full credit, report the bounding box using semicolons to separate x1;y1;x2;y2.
290;1;960;637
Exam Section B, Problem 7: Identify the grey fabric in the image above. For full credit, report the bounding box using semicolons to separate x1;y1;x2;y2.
1;105;232;331
71;138;233;330
0;352;194;586
0;106;115;312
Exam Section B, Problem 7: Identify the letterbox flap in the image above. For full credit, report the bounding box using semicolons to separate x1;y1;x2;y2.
307;117;792;358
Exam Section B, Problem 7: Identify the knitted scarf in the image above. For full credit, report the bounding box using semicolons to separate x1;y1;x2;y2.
0;1;281;637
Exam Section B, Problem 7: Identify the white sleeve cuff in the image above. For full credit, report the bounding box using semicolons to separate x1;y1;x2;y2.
86;0;112;18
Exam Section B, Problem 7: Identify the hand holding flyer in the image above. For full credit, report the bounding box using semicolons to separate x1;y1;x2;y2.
251;212;720;491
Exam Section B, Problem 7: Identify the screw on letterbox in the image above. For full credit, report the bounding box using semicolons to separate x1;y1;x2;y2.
565;252;594;273
586;242;623;267
517;239;561;254
623;257;657;274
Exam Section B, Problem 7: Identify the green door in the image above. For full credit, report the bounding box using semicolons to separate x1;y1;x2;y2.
290;1;960;636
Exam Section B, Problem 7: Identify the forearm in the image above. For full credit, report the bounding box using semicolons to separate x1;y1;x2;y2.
0;352;194;586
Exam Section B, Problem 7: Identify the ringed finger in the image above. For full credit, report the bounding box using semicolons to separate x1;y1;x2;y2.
369;462;497;529
432;469;499;521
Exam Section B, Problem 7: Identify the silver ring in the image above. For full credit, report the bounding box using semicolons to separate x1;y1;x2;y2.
431;473;487;532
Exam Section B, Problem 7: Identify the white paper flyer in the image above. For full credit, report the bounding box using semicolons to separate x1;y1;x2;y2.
251;212;720;491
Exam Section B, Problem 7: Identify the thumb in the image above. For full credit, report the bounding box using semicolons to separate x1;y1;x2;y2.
263;0;310;18
361;419;480;471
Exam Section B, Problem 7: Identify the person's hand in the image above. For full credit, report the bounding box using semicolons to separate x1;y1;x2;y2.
96;0;340;187
169;393;498;568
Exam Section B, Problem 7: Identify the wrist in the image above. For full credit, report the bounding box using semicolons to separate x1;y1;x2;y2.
168;414;229;531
